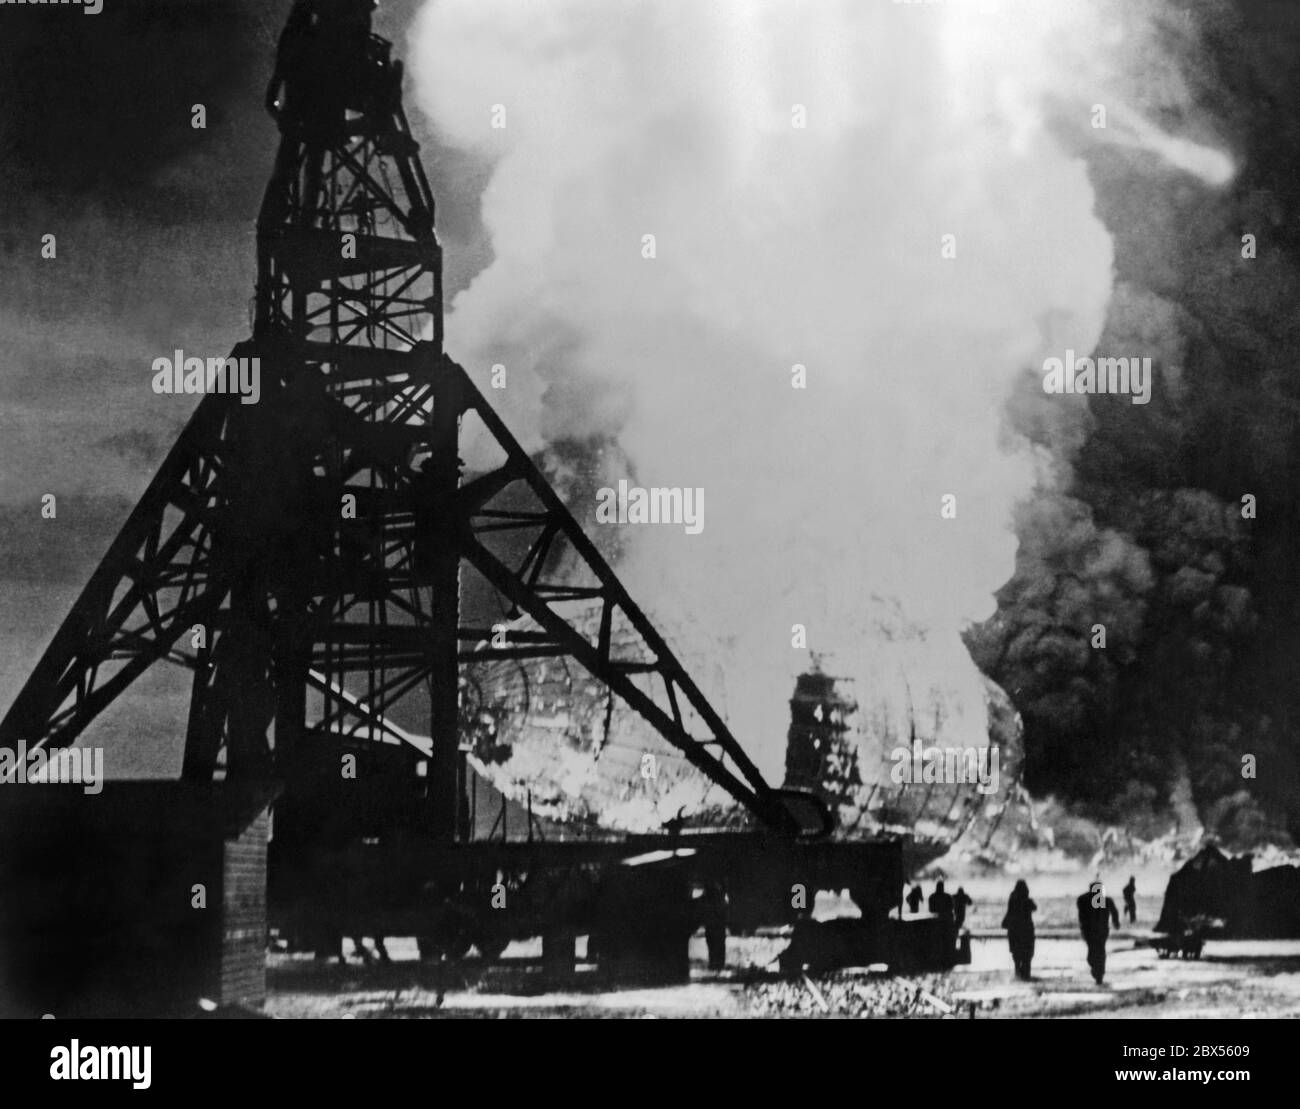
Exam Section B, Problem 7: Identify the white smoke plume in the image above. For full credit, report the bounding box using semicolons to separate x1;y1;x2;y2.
409;0;1227;782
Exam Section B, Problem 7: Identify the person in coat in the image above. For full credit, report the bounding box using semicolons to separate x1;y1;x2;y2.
1002;880;1037;981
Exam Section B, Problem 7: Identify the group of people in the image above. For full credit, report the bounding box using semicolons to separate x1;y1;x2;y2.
906;875;1140;984
905;879;973;928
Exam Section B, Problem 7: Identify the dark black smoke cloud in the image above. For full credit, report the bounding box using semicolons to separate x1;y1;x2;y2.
971;0;1300;847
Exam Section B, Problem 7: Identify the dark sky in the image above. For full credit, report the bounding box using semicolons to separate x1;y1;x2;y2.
0;0;489;767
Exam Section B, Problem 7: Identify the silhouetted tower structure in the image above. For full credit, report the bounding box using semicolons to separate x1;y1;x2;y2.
0;0;800;840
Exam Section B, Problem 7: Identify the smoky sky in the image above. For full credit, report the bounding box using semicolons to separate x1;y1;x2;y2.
963;0;1300;841
3;0;1300;846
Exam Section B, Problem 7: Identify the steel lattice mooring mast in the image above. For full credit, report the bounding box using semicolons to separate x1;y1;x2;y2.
0;0;804;840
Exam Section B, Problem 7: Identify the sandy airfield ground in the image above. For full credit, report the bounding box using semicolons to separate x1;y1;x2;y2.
265;881;1300;1019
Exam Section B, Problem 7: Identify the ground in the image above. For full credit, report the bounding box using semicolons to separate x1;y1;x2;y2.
264;887;1300;1019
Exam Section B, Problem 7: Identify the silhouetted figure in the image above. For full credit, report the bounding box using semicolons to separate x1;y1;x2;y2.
1122;876;1137;924
265;0;384;136
265;0;312;119
928;880;954;920
699;881;728;971
1077;880;1120;984
1002;880;1036;980
953;886;973;929
906;885;924;915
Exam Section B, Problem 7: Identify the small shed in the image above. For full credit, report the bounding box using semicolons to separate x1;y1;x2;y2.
0;780;277;1017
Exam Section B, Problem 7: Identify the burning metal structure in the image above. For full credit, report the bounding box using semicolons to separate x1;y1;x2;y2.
465;625;1023;859
784;659;1023;862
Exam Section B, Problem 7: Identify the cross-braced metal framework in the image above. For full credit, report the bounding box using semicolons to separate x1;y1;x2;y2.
0;9;804;839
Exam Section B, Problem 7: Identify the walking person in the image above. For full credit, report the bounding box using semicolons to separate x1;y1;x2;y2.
1077;880;1120;984
953;886;973;929
1002;880;1036;981
1122;876;1137;924
928;880;954;920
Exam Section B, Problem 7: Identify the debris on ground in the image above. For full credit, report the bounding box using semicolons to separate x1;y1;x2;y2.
743;972;957;1017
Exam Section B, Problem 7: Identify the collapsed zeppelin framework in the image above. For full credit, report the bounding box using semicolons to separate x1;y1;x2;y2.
0;0;965;1016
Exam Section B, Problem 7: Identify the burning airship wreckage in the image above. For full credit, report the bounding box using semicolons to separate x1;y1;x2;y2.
0;1;1020;1016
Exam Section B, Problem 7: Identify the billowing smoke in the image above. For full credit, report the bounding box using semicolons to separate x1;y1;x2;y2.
408;0;1228;784
965;1;1300;848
